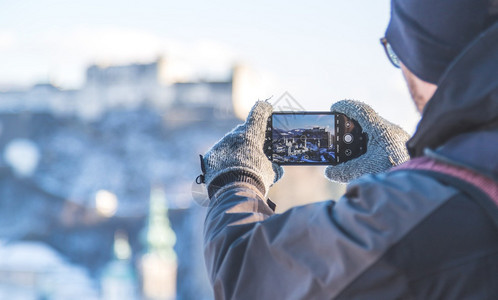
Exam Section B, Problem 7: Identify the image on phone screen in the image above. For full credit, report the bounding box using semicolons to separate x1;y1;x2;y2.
272;113;336;163
265;112;367;165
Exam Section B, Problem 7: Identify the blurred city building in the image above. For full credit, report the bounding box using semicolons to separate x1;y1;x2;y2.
101;231;138;300
140;187;177;300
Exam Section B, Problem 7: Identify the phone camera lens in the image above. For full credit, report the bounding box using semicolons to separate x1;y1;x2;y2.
345;149;352;156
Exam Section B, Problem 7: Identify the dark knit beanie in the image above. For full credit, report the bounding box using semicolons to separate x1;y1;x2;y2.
386;0;498;84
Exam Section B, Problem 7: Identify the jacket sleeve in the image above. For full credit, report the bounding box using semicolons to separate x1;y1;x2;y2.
203;172;457;300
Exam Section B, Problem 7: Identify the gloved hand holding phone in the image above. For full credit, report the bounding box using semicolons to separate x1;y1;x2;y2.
325;100;410;182
201;99;410;199
201;101;284;199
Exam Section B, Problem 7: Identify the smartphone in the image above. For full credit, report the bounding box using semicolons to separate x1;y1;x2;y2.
264;112;368;165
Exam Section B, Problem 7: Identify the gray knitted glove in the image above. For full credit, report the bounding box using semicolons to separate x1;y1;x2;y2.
325;100;410;183
202;101;284;197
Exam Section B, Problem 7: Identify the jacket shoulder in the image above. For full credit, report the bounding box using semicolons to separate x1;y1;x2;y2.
337;169;498;299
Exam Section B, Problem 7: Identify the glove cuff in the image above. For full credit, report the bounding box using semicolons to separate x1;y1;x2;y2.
208;170;266;198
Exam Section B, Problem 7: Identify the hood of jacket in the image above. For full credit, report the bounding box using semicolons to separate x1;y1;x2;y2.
407;21;498;159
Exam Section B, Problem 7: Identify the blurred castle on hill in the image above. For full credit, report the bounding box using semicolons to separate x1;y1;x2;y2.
0;57;254;120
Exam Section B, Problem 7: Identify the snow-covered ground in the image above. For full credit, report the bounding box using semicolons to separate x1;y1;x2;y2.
0;241;100;300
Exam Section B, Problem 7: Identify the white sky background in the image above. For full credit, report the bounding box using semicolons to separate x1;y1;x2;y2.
0;0;420;133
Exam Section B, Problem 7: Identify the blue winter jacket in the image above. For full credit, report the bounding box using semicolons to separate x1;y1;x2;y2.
203;22;498;300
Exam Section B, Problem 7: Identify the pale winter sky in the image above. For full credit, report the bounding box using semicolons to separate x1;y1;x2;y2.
0;0;420;132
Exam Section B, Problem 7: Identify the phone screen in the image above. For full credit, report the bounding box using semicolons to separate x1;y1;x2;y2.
270;113;336;164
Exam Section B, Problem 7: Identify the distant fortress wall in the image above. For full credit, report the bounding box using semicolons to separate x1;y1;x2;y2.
0;58;256;121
